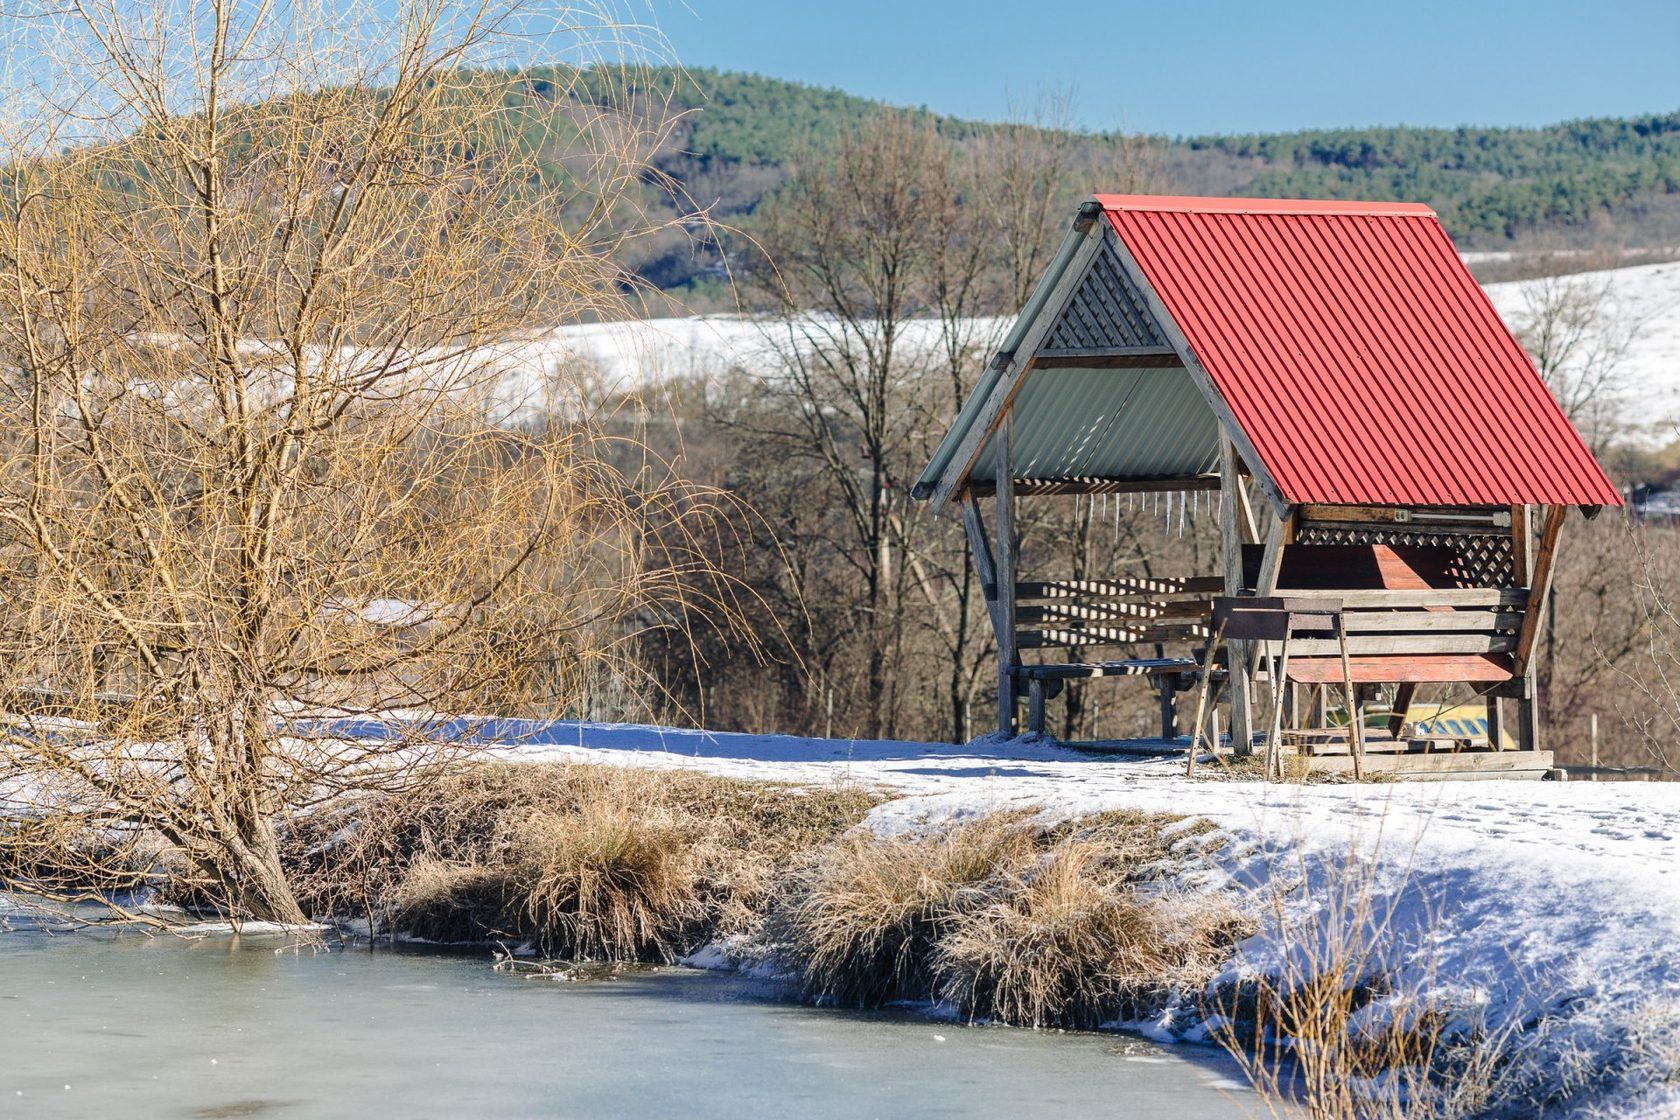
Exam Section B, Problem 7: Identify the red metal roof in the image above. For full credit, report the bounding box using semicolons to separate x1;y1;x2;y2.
1095;194;1623;507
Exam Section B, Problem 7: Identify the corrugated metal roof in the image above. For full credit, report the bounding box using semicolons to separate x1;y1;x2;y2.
1097;194;1623;507
971;365;1220;482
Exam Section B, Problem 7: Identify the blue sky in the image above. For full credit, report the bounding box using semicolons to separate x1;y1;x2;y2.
649;0;1680;136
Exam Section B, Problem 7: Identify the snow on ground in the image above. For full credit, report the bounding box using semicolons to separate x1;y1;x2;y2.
1482;260;1680;440
476;719;1680;1116
518;264;1680;445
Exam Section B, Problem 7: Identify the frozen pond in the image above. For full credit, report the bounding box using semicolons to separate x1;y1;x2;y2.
0;909;1260;1119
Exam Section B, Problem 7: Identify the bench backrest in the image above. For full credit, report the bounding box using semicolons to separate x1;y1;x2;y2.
1238;544;1528;662
1013;575;1221;651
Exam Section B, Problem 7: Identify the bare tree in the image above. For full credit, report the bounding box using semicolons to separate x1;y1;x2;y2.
1510;273;1638;453
0;0;730;923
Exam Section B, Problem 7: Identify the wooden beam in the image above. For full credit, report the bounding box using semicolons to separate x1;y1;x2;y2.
1302;749;1553;779
1235;473;1261;546
1510;504;1531;587
1341;611;1524;633
1299;588;1529;609
1018;576;1224;600
962;496;1003;639
995;413;1019;737
1033;347;1184;369
1513;504;1567;677
1258;633;1518;658
1220;434;1254;755
970;475;1222;497
1299;505;1513;527
1254;510;1291;597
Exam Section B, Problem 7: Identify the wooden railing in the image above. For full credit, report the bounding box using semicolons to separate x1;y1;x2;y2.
1013;575;1222;650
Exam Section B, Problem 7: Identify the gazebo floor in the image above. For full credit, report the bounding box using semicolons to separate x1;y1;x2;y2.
1059;735;1558;780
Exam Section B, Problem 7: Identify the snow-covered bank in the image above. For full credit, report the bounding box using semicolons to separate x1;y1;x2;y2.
484;720;1680;1116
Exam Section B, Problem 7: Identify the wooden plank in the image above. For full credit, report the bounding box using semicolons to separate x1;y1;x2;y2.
928;227;1106;515
1255;511;1291;596
1510;504;1531;587
1235;475;1261;546
1298;505;1511;528
1285;654;1514;684
1315;588;1528;609
996;414;1018;737
1340;611;1524;633
1303;749;1552;778
1259;633;1517;658
1020;624;1209;649
1016;576;1224;600
978;475;1222;497
1221;433;1255;756
961;497;1000;636
1033;347;1184;369
1017;600;1213;625
1513;504;1567;676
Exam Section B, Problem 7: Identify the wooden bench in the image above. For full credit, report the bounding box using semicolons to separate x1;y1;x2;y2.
1011;575;1223;738
1238;542;1531;749
1240;543;1525;687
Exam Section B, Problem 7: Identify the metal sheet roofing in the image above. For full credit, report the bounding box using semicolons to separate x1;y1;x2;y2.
971;366;1220;483
1097;194;1623;507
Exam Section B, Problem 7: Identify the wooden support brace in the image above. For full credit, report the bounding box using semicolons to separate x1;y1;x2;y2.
1388;682;1418;739
1513;504;1567;677
995;414;1019;737
1219;435;1255;755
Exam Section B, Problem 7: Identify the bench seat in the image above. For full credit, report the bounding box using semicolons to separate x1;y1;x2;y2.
1284;653;1514;685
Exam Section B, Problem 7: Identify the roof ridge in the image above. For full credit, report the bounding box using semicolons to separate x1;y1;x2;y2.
1093;193;1437;219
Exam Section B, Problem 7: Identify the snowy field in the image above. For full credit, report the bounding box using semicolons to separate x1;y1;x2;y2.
485;720;1680;1117
519;260;1680;445
1483;260;1680;439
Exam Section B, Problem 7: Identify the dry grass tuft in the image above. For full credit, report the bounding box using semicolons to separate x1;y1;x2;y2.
384;858;517;944
769;809;1246;1025
936;839;1245;1028
768;814;1038;1007
284;762;881;960
513;791;707;960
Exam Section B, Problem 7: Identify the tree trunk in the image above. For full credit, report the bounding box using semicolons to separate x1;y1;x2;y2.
219;815;308;926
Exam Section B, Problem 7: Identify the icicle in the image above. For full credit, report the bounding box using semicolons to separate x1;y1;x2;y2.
1180;490;1188;537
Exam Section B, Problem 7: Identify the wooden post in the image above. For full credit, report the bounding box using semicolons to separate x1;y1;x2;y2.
1185;619;1227;778
1513;504;1566;754
1388;682;1417;739
1487;694;1504;751
1254;508;1291;765
1338;623;1365;781
995;414;1018;738
1590;713;1599;779
1219;435;1254;755
1513;505;1567;676
963;496;1002;639
1265;635;1291;781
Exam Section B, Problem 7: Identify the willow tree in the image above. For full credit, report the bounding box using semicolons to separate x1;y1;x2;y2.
0;0;725;923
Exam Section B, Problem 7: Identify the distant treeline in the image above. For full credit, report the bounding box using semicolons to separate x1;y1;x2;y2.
590;69;1680;263
1187;114;1680;240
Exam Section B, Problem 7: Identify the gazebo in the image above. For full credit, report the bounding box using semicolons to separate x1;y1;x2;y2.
912;194;1622;779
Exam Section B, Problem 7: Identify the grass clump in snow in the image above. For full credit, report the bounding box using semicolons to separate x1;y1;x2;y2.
767;812;1038;1007
769;809;1247;1028
284;762;881;960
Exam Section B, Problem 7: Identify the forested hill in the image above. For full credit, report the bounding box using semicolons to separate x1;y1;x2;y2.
603;68;1680;292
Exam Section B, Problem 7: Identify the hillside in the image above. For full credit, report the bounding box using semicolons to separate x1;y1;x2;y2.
599;69;1680;294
